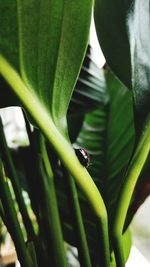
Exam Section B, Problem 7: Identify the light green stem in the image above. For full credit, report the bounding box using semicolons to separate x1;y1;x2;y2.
39;135;68;267
112;116;150;267
61;165;92;267
0;55;110;267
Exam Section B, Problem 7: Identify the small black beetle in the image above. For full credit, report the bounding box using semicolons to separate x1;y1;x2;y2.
75;148;90;167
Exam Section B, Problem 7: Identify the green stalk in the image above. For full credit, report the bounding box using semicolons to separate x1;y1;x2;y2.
0;117;35;240
112;116;150;267
22;113;42;219
22;124;53;267
39;135;68;267
26;240;38;267
0;201;6;225
61;165;92;267
0;113;46;267
0;55;110;267
97;217;110;267
0;159;33;267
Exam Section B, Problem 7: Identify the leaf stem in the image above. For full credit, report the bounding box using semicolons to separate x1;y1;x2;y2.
0;158;33;267
0;201;7;225
112;116;150;267
97;216;110;267
61;165;92;267
0;55;110;267
23;128;51;267
0;117;35;240
39;135;68;267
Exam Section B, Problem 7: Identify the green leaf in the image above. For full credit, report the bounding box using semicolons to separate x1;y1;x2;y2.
94;6;150;262
76;69;134;264
94;0;150;128
54;68;134;261
94;1;131;89
1;9;111;262
126;1;150;126
0;0;93;134
0;1;19;107
69;45;109;115
18;0;93;133
0;1;19;70
77;69;134;216
68;45;109;143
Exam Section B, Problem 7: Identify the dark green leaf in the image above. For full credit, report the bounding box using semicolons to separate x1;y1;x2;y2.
0;1;19;70
69;46;109;115
94;0;150;129
7;64;134;264
77;69;134;216
68;45;109;143
94;1;131;89
54;68;134;261
0;1;19;107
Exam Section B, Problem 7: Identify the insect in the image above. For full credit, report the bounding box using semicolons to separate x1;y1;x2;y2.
74;148;90;167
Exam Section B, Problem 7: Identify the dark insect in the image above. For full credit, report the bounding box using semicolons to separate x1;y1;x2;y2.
75;148;90;167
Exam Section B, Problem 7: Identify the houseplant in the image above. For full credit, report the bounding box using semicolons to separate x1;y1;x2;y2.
0;1;150;266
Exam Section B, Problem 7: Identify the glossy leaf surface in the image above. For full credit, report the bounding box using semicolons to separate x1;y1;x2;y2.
69;46;109;115
68;45;109;142
77;69;134;218
55;68;134;262
94;0;150;128
0;0;93;134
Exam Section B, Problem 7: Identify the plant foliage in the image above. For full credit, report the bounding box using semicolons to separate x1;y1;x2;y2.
0;1;150;267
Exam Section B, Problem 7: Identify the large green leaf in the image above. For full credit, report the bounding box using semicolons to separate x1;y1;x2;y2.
94;1;131;89
0;0;93;133
68;45;109;143
94;7;150;261
77;68;135;219
5;62;134;265
0;1;19;107
94;0;150;129
76;69;134;264
1;4;112;265
126;1;150;126
0;1;19;70
0;44;107;116
18;0;93;132
54;68;134;263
